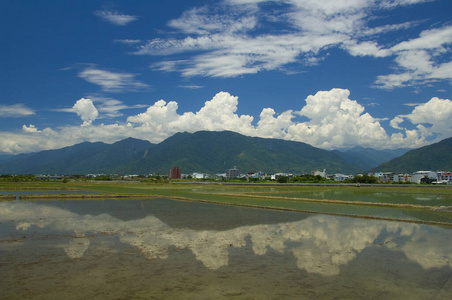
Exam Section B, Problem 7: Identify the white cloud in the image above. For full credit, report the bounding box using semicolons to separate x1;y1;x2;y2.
114;39;142;44
375;25;452;89
96;99;129;118
104;0;450;93
285;89;390;149
392;97;452;139
0;127;60;154
95;10;138;26
362;21;421;36
394;50;434;73
22;124;38;133
0;104;35;117
391;26;452;52
53;96;147;119
178;85;204;89
78;67;149;92
167;6;257;35
374;72;420;89
342;41;392;58
127;0;446;84
126;91;255;137
256;108;294;139
2;89;451;154
390;116;405;130
72;98;98;126
88;96;148;118
144;32;346;77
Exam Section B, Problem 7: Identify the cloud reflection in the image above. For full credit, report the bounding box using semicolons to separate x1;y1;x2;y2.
1;201;451;275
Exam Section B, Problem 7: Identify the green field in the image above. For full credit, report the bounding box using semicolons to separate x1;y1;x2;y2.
1;181;452;225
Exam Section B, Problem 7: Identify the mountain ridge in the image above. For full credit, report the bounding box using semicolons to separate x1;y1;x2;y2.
0;131;357;175
333;146;409;171
372;137;452;173
1;131;448;175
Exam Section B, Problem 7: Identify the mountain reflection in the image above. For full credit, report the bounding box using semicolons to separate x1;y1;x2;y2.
1;201;451;275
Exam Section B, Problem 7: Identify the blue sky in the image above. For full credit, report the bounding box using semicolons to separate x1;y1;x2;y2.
1;0;452;154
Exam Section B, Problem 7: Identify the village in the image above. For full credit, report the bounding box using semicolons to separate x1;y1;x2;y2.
7;166;450;185
167;166;452;185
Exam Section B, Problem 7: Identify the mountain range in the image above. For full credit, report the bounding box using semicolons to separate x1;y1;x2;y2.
370;137;452;173
333;146;409;171
0;131;449;175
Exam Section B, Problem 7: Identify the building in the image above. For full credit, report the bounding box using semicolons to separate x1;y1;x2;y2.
435;172;452;185
168;166;181;179
226;166;240;180
313;169;327;178
192;172;209;179
438;172;452;182
334;174;353;182
393;174;410;182
410;171;438;184
374;172;395;183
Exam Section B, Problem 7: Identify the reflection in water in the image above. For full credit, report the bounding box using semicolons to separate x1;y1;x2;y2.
1;200;451;276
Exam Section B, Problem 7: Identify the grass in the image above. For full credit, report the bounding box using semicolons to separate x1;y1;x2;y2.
1;181;452;225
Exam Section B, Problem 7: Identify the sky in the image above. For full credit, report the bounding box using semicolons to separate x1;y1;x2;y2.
1;0;452;155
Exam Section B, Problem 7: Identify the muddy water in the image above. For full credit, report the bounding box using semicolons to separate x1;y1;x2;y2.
1;198;451;299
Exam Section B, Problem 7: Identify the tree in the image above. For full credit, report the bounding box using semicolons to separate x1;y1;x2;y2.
345;174;378;184
277;176;289;183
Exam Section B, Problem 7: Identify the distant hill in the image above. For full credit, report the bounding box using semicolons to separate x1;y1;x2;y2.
372;137;452;173
0;138;153;175
0;131;359;175
333;146;409;171
0;154;13;162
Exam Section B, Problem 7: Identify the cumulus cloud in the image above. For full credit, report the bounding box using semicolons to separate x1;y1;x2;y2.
392;97;452;139
390;116;405;130
2;88;452;154
22;124;38;133
0;104;35;117
126;92;255;140
72;98;98;126
0;127;61;154
286;89;389;149
78;67;149;92
95;10;138;26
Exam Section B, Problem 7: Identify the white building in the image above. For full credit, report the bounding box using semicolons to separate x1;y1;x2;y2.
334;174;353;182
410;171;438;184
313;169;327;178
192;172;208;179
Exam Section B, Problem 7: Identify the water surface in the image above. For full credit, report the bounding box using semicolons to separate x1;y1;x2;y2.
1;198;451;299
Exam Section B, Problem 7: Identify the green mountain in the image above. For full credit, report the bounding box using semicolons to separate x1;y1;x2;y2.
333;146;408;171
0;138;153;175
129;131;359;174
0;131;359;175
372;137;452;173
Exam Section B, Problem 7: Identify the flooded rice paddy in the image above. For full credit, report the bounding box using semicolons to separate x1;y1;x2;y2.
1;196;451;299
